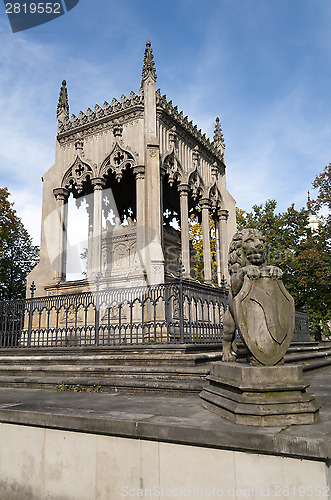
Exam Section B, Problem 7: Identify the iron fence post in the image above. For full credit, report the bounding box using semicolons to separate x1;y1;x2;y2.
95;274;101;345
27;282;36;347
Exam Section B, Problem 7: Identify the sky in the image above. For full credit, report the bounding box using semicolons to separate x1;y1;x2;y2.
0;0;330;246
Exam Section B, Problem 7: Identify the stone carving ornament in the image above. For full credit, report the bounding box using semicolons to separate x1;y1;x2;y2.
61;140;96;193
100;143;136;182
188;170;203;200
222;229;295;366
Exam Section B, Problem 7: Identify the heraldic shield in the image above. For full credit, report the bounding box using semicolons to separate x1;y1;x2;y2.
232;273;295;365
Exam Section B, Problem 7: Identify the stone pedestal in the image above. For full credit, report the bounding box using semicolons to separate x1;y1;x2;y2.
200;362;320;427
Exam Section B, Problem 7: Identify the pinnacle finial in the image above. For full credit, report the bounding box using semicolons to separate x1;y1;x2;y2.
57;79;69;118
213;116;225;151
141;40;157;84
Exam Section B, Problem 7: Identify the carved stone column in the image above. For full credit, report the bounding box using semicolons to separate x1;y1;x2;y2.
85;198;94;278
216;208;229;284
214;213;222;287
53;187;69;281
142;41;164;285
200;198;212;284
91;177;106;277
133;165;146;274
178;183;190;278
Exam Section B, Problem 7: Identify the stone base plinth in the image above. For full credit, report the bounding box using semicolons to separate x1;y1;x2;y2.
200;363;320;426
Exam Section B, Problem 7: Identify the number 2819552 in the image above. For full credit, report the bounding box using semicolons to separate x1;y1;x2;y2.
5;3;62;14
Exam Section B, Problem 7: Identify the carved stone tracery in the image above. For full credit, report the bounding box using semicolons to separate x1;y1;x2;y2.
189;170;203;200
61;141;96;194
209;184;222;212
100;143;136;182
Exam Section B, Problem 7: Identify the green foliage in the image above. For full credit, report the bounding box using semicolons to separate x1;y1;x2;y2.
189;207;217;284
311;162;331;242
55;384;103;393
237;199;331;337
0;188;39;299
236;200;309;303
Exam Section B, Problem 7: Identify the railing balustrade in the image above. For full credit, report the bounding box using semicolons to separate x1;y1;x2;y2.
0;281;310;348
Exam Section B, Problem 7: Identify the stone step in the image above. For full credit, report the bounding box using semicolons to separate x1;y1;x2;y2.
0;343;223;357
285;349;331;363
0;364;209;381
0;352;223;367
0;342;329;394
0;375;202;395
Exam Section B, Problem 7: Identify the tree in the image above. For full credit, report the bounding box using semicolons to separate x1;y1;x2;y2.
311;162;331;241
311;163;331;212
295;232;331;338
0;188;39;299
189;207;217;284
236;200;309;304
237;199;331;337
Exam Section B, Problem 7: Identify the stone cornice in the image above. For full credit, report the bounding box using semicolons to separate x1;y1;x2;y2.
57;91;144;141
156;89;226;167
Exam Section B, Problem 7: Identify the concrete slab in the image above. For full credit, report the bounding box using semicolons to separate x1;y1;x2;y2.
0;366;329;461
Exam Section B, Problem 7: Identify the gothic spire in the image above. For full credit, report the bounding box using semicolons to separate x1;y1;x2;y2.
141;40;157;84
57;80;69;118
213;117;225;151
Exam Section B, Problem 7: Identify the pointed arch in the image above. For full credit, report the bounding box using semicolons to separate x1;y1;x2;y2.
61;153;96;194
188;169;204;201
99;143;137;182
161;148;183;187
209;184;222;212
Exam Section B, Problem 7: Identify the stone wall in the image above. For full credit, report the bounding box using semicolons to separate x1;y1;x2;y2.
0;423;329;500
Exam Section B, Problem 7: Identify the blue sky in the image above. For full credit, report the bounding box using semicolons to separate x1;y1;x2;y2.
0;0;330;245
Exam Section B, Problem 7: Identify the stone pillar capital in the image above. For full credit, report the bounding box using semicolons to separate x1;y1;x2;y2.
133;165;145;179
178;183;189;195
200;198;210;209
217;208;229;221
53;187;69;201
91;177;106;191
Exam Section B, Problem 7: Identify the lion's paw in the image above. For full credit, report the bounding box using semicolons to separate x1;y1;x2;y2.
222;350;236;362
268;266;283;280
246;266;261;280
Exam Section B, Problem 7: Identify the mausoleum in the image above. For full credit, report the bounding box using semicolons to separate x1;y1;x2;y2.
27;41;236;297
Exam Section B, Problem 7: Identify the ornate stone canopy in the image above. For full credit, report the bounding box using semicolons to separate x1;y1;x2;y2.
27;41;236;298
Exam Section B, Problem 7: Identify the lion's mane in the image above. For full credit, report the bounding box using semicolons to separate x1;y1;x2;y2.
228;228;267;275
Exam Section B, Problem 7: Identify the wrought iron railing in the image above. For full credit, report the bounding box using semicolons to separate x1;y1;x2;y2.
294;309;311;342
0;280;310;348
0;280;228;348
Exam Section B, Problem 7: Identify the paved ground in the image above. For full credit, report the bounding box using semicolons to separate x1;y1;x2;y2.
0;366;330;460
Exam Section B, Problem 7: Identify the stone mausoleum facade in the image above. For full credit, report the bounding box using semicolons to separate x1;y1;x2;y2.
27;41;236;297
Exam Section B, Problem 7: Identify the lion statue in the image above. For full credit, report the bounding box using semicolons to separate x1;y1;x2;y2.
222;228;283;362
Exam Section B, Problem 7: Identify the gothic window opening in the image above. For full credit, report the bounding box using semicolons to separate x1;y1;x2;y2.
162;174;180;229
66;193;89;281
103;165;136;226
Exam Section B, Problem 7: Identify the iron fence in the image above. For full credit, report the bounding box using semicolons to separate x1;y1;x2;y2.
0;280;310;348
0;280;228;348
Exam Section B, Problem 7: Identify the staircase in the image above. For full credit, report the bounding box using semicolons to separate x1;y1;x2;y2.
0;342;329;395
